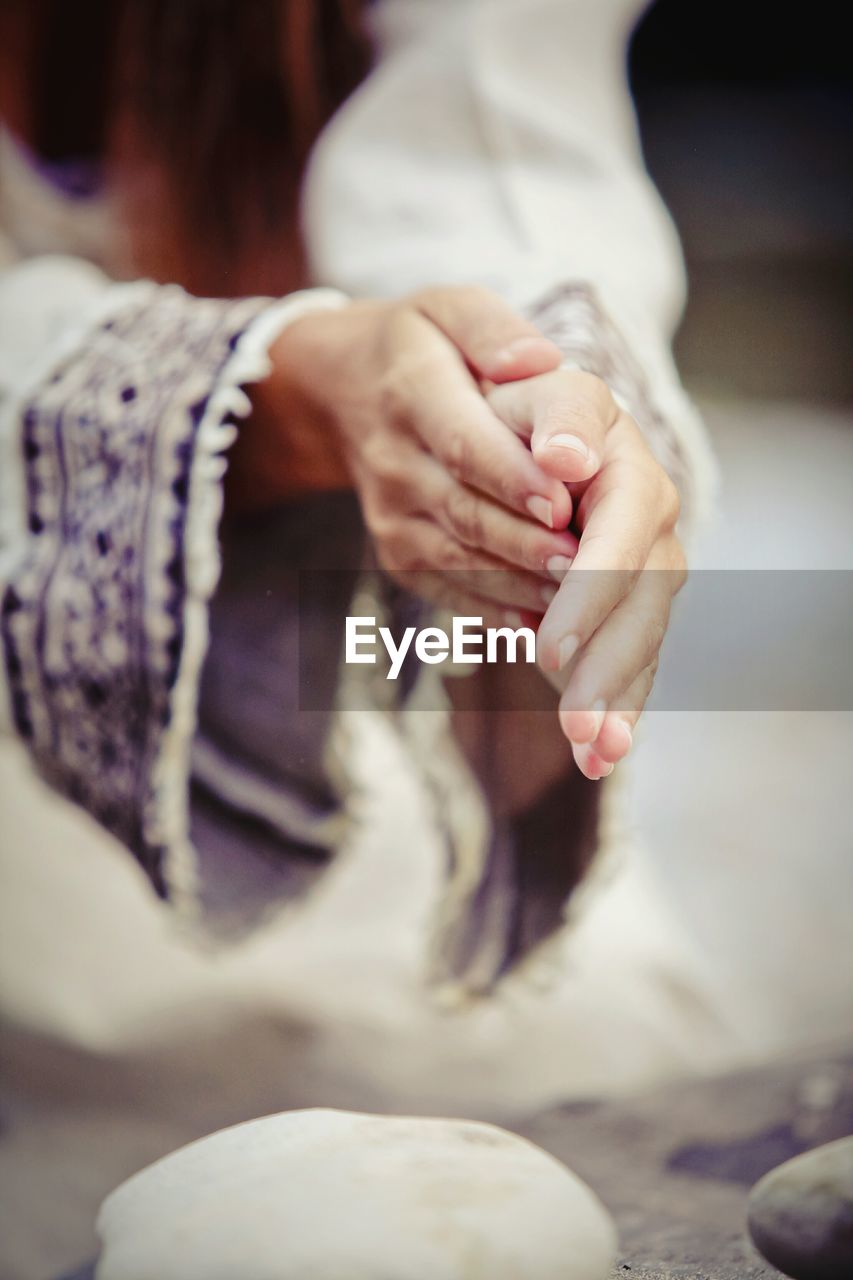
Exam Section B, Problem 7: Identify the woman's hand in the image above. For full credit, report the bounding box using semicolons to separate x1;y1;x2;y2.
486;369;687;779
235;288;581;618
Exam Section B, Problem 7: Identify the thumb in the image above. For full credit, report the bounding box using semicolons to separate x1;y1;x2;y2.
531;370;618;482
413;286;562;383
488;370;618;483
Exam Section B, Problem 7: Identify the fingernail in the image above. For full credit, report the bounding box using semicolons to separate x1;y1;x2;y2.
546;433;594;463
618;718;633;750
526;495;554;528
546;555;573;581
571;741;614;781
541;584;558;606
505;610;523;629
494;335;550;367
558;634;579;668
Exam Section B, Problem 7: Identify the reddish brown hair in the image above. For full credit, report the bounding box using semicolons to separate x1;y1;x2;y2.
2;0;370;291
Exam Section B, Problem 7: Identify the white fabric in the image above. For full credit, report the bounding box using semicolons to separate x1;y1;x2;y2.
307;0;681;327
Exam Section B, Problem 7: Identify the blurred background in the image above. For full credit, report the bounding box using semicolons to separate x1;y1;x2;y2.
626;0;853;1052
631;0;852;401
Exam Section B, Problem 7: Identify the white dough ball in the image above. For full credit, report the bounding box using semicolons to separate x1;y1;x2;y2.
96;1108;617;1280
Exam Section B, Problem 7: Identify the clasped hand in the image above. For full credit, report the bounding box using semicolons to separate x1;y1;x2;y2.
262;286;686;779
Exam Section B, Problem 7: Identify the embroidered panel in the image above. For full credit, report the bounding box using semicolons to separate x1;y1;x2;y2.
1;288;269;893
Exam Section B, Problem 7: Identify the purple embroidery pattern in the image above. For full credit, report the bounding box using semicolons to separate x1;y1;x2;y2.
1;287;270;895
527;282;692;518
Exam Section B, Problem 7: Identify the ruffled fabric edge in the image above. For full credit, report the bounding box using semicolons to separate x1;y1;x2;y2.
144;289;349;918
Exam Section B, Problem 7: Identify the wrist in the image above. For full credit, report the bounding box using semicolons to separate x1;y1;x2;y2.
227;305;354;512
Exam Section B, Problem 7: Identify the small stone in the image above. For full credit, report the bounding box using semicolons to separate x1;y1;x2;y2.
747;1136;853;1280
95;1108;617;1280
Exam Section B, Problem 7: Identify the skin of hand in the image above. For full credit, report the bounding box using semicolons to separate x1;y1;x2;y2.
235;286;581;619
485;369;687;780
238;289;684;780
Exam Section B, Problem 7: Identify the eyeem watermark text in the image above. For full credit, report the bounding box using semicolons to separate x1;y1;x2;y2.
345;616;537;680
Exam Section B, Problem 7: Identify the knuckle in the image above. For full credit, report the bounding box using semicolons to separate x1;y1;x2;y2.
513;527;545;570
358;430;389;472
394;540;426;573
373;537;400;574
376;372;410;424
455;284;499;311
620;603;664;667
373;472;406;511
584;370;610;398
405;287;433;311
366;441;404;488
618;543;647;577
567;671;599;715
441;430;471;482
416;283;497;324
658;472;681;526
541;400;592;437
377;346;435;418
644;615;667;659
365;504;401;546
438;533;468;572
568;370;615;417
670;543;688;593
444;486;485;546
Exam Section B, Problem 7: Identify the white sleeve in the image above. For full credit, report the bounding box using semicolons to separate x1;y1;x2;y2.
0;254;346;917
304;0;717;525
